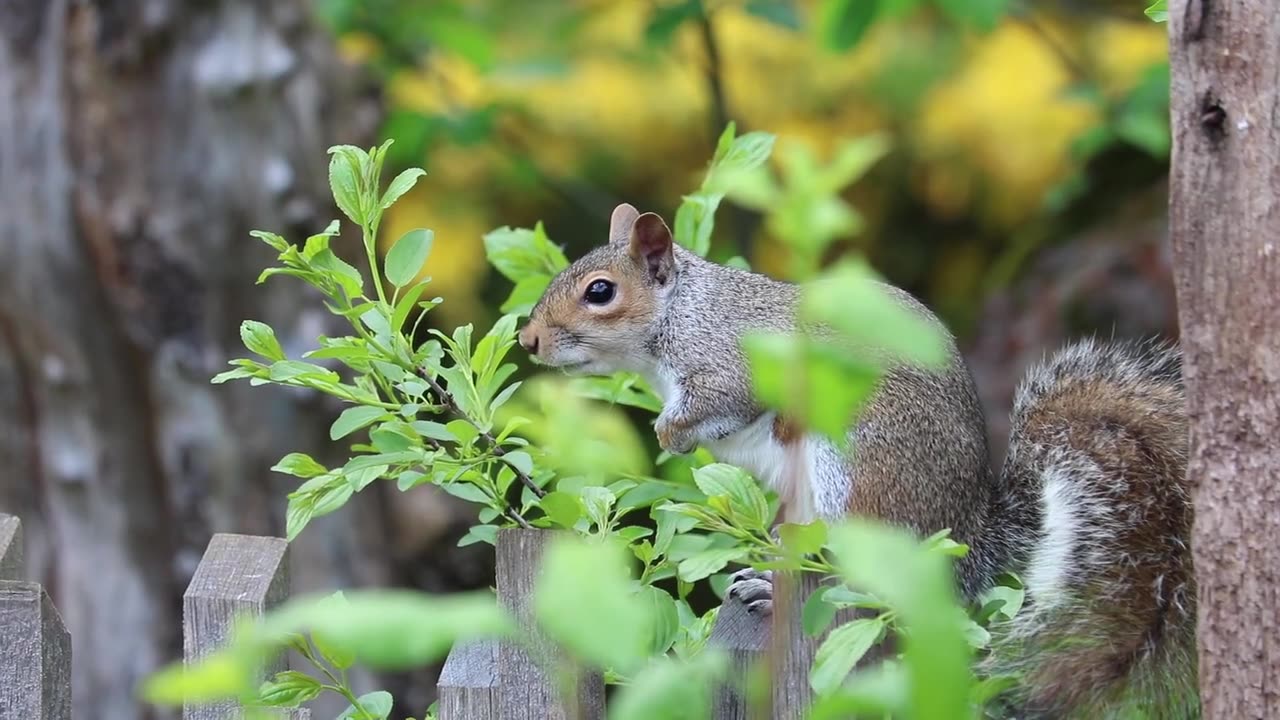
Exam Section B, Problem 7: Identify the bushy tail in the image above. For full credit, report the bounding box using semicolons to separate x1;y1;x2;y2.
985;338;1197;719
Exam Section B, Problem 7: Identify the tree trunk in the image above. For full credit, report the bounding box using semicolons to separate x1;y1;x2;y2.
1168;1;1280;717
0;1;415;718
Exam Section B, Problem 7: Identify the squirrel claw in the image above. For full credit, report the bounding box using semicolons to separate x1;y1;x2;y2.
727;568;774;610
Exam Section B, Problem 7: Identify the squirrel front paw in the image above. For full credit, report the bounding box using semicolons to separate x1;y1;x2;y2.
655;415;698;455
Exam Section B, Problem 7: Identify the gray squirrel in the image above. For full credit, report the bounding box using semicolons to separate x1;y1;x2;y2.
517;203;1197;718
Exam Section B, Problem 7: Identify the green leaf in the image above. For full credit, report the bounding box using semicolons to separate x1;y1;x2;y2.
1145;0;1167;22
799;261;949;368
312;248;365;297
261;590;512;670
923;528;969;558
439;481;492;505
381;168;426;209
569;373;664;414
312;624;357;670
331;406;388;440
140;649;254;705
391;281;430;332
533;535;653;673
933;0;1009;32
445;419;479;445
385;229;434;288
617;480;675;512
978;581;1025;623
285;497;315;542
608;651;728;720
508;377;651;479
211;366;258;384
338;690;394;720
742;331;881;443
641;585;682;656
707;132;777;192
250;229;290;252
645;0;702;47
502;450;534;476
809;661;909;719
580;485;616;531
370;426;413;453
539;491;582;528
458;524;498;546
328;145;365;225
692;464;771;529
271;453;328;479
780;521;828;557
500;274;553;316
240;320;285;362
826;521;972;719
268;360;338;383
412;420;457;442
677;547;748;582
802;587;839;637
818;0;881;52
257;670;323;707
810;618;886;694
483;223;568;283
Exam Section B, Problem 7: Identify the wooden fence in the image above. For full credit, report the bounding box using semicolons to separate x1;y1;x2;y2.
0;515;853;720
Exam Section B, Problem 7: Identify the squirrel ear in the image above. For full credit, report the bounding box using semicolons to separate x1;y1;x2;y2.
629;212;675;285
608;203;641;246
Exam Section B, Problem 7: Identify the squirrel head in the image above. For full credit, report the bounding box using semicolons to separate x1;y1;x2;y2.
517;203;677;375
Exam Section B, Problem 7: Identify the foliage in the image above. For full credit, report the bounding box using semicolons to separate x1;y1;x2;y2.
137;123;1035;719
125;0;1183;716
314;0;1171;339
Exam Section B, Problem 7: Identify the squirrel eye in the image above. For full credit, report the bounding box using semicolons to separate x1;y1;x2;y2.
583;279;616;305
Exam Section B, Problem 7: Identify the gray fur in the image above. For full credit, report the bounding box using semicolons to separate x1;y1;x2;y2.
524;222;1194;718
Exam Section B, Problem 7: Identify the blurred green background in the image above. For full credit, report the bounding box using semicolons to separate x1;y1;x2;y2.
0;1;1176;718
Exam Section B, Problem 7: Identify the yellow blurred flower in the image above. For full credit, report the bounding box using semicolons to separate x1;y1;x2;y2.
915;21;1099;227
1087;20;1169;96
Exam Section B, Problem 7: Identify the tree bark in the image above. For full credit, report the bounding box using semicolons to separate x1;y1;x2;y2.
0;1;408;718
1168;1;1280;717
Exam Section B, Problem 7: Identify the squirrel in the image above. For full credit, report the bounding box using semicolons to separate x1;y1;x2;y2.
516;203;1196;719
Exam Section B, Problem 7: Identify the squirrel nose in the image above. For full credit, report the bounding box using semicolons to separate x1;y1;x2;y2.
518;324;540;355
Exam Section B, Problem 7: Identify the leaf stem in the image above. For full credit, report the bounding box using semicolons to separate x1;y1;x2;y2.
363;220;390;308
421;372;547;499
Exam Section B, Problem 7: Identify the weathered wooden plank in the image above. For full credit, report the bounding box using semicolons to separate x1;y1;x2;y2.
709;587;770;720
0;514;21;580
710;571;873;720
496;528;605;720
0;581;72;720
438;640;498;720
183;533;292;720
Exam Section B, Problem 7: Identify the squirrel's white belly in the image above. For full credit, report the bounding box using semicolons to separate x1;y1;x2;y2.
704;413;819;524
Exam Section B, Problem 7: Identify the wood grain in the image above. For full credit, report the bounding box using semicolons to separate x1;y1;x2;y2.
0;514;21;581
0;581;72;720
182;534;290;720
438;640;498;720
1169;0;1280;717
496;529;605;720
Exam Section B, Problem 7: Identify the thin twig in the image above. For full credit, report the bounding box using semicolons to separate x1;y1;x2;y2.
421;436;536;529
422;372;548;499
696;0;754;257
